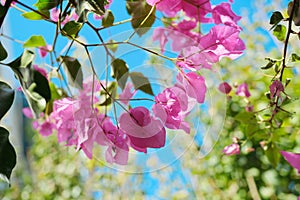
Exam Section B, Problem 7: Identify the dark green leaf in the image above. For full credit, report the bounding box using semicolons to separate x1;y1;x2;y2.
269;11;284;30
62;21;82;38
61;56;83;89
0;42;8;61
23;35;47;48
130;72;154;96
0;127;16;185
0;82;14;121
33;70;51;102
265;143;280;167
76;0;107;23
261;60;275;70
126;0;156;36
22;10;50;20
111;59;128;89
290;53;300;62
273;25;286;41
102;10;114;27
34;0;59;10
0;4;5;18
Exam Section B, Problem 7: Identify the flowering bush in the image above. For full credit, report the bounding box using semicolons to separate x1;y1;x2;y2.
1;0;300;199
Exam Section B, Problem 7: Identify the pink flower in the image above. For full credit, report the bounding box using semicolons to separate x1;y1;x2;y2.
176;72;206;103
223;143;240;155
177;46;217;70
281;151;300;173
236;83;251;98
153;87;190;133
38;45;51;58
119;82;136;105
245;104;254;112
152;27;168;53
211;3;241;29
147;0;181;17
119;107;166;153
200;25;245;60
51;8;78;25
218;82;232;94
181;0;212;22
102;119;129;165
270;80;284;101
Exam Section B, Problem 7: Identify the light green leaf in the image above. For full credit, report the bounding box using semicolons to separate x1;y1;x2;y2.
22;10;50;20
23;35;47;48
273;24;286;41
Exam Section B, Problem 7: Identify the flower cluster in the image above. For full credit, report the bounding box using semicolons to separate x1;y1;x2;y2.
23;0;246;165
150;0;245;70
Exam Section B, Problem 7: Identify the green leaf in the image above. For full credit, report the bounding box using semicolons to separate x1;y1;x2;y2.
0;82;14;121
22;10;50;20
273;25;286;41
76;0;107;23
0;4;5;18
265;143;280;167
111;59;129;89
269;11;284;30
61;56;83;89
100;82;117;106
102;10;114;27
8;50;50;118
130;72;154;96
23;35;47;48
261;61;275;70
0;42;8;61
62;21;82;38
34;0;59;10
107;39;118;52
126;0;156;36
290;53;300;62
87;0;107;15
0;127;16;185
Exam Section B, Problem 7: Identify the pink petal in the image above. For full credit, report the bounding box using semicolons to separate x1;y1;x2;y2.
281;151;300;173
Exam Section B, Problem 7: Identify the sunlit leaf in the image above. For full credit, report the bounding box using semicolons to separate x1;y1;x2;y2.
23;35;47;48
273;24;286;41
22;10;50;20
